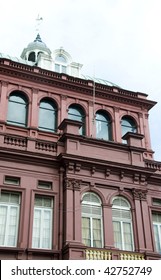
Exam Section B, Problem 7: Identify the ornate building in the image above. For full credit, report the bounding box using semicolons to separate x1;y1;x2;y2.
0;34;161;260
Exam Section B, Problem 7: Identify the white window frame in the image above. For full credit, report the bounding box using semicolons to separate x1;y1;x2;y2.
152;212;161;253
112;197;134;251
81;192;104;248
32;196;53;249
0;193;20;247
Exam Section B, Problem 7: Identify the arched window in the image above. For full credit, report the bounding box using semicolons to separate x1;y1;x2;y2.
81;192;103;248
112;196;134;251
121;116;137;137
55;55;67;74
7;92;28;127
28;52;36;62
39;99;57;132
96;110;112;140
68;105;85;135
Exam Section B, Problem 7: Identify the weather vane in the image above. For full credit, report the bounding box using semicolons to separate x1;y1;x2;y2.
35;14;43;33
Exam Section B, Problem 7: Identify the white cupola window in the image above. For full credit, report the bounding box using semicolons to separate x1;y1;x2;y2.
55;55;67;74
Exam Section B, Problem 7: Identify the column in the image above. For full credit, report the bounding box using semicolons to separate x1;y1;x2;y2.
0;81;9;123
114;107;121;142
103;205;115;248
133;190;146;251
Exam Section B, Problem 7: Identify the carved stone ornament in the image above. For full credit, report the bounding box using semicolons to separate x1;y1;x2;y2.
64;178;81;191
133;189;147;200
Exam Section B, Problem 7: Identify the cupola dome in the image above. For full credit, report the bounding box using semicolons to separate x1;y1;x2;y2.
20;34;51;63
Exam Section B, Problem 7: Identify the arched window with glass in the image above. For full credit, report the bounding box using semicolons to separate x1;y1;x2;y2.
121;116;137;139
95;110;112;140
7;91;28;127
55;55;67;74
39;98;57;132
68;104;85;135
112;196;134;251
81;192;103;248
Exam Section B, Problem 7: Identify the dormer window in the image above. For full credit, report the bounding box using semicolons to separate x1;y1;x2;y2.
55;55;67;74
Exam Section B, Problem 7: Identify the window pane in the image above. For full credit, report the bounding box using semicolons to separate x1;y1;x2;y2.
96;112;111;140
32;196;53;249
82;217;91;246
55;64;60;72
0;201;19;247
0;206;7;245
39;100;57;132
93;218;102;248
123;222;133;251
7;206;19;246
82;192;103;248
153;224;161;252
62;66;67;74
7;93;27;127
112;196;134;251
68;106;85;135
121;117;137;137
32;209;41;248
113;221;122;249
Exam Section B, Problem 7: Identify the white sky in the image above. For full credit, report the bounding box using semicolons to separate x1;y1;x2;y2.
0;0;161;160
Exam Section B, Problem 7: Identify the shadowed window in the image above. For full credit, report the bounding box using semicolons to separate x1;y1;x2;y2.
121;116;137;137
39;99;57;132
7;92;28;127
68;105;85;135
96;110;112;140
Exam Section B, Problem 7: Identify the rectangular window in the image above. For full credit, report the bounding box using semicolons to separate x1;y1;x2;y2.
153;199;161;207
152;212;161;253
4;176;20;186
32;195;53;249
0;192;20;247
38;181;52;190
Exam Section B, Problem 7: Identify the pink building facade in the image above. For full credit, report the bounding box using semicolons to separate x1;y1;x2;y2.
0;35;161;260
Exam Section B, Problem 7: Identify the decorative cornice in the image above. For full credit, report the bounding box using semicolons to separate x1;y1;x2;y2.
0;59;156;110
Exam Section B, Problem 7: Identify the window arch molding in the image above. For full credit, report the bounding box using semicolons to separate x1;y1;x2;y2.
38;97;58;132
81;188;106;205
81;191;104;248
67;101;88;115
120;114;138;131
120;115;138;142
7;89;31;103
95;109;113;141
7;90;29;127
108;192;134;209
38;95;59;108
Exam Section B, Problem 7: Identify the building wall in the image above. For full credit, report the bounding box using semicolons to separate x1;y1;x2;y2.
0;59;161;259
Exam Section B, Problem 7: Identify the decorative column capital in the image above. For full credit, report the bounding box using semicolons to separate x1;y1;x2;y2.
64;178;81;191
132;189;147;200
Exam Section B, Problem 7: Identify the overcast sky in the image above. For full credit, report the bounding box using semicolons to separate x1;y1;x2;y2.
0;0;161;160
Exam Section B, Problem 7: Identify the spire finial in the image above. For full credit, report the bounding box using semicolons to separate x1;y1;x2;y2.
35;14;43;34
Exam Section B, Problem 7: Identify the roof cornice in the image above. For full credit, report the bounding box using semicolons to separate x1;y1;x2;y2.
0;58;156;110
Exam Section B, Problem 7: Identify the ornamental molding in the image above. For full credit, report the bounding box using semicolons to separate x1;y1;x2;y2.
0;63;156;110
64;178;81;191
1;80;8;87
132;189;147;200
